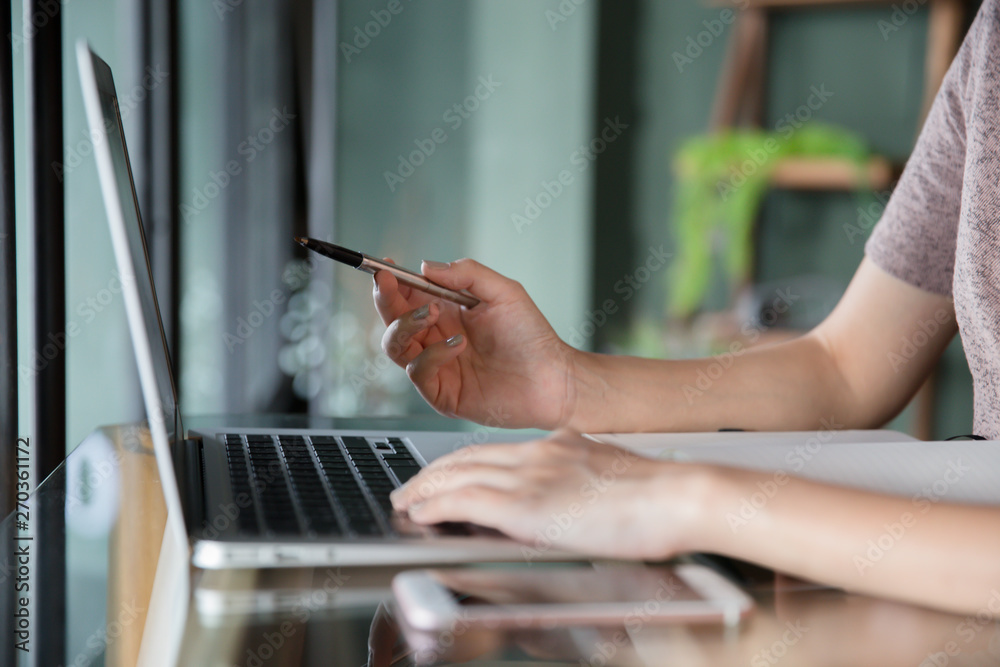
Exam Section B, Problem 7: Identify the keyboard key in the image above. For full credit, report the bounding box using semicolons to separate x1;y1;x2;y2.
388;464;422;485
224;432;415;540
350;521;384;536
278;437;341;536
342;436;372;451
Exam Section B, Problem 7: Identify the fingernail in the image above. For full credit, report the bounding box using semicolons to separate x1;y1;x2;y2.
446;334;463;347
422;260;450;270
413;304;430;320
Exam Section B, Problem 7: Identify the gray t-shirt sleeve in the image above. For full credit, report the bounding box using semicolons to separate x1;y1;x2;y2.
864;15;976;297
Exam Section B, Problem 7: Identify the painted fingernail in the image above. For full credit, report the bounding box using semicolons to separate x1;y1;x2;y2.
413;304;430;320
446;334;464;347
422;260;450;270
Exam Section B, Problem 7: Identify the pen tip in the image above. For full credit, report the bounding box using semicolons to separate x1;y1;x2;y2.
293;236;308;246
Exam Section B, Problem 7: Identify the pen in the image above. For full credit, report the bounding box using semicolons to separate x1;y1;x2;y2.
294;237;481;309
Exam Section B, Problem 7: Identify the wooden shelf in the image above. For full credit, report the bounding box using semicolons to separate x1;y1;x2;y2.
769;155;894;191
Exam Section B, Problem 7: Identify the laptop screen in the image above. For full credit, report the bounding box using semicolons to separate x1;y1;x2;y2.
79;44;191;659
80;45;180;442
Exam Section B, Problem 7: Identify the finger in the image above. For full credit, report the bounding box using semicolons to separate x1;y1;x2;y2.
405;485;520;533
547;428;590;447
390;462;521;510
372;264;425;326
420;258;525;304
381;258;414;299
381;302;441;367
405;333;468;390
372;269;407;326
418;441;534;477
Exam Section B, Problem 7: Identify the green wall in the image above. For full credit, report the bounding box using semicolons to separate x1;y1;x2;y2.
325;0;597;416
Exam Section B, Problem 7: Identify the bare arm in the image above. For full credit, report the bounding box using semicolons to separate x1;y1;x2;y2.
699;465;1000;615
566;258;958;432
375;256;955;433
392;432;1000;616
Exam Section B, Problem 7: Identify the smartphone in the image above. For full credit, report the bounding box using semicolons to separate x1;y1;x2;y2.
391;563;755;631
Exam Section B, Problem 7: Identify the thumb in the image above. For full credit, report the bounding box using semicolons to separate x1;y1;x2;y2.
420;258;523;304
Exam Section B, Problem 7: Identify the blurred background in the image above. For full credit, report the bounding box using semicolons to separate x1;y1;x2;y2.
14;0;982;455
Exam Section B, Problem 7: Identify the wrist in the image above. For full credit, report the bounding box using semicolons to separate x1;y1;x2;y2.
648;462;742;558
559;348;611;432
683;464;767;557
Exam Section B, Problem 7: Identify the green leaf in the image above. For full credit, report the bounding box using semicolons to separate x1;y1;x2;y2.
667;123;870;318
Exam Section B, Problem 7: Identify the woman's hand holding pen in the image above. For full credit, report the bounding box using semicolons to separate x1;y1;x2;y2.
372;258;578;430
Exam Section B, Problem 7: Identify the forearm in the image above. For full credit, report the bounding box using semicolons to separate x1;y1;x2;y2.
561;260;957;434
566;333;857;433
692;466;1000;615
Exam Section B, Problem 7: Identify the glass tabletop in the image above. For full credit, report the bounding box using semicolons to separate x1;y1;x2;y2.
4;416;1000;667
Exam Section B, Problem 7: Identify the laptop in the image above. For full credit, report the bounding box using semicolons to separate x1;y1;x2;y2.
77;42;573;570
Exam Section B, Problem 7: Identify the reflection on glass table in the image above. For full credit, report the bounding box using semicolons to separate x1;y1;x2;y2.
6;418;1000;666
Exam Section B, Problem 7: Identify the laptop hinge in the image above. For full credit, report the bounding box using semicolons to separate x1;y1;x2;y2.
172;436;206;537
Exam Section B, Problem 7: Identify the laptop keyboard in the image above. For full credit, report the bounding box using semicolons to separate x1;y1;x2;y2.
222;434;423;539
